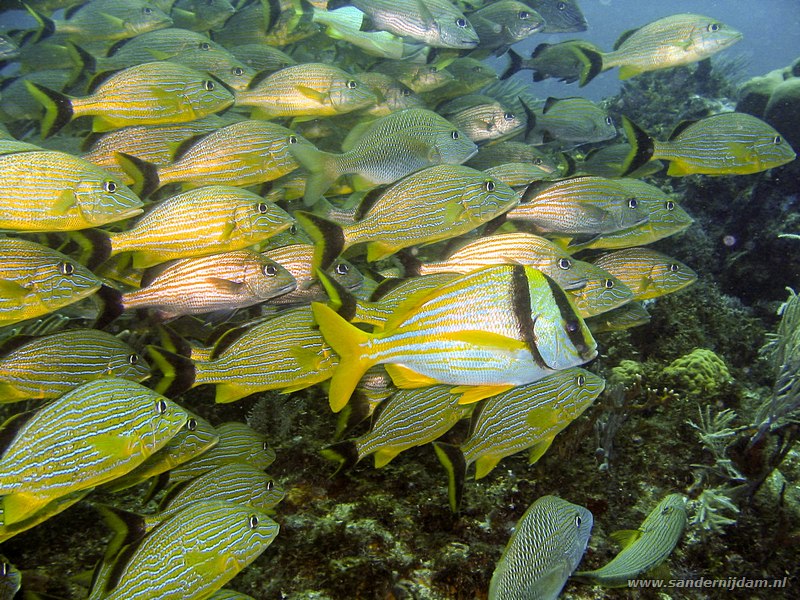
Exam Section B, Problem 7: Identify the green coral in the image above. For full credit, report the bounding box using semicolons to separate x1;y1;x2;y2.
608;359;645;388
662;349;732;397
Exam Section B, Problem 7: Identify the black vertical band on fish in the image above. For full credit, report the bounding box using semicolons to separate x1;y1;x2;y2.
542;273;590;357
510;265;547;369
621;117;655;176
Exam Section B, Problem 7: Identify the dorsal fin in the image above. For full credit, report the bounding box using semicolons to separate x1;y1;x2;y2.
354;186;386;221
531;42;551;59
668;120;697;141
542;97;560;114
0;334;39;358
0;410;37;457
613;27;640;50
157;478;194;511
139;260;178;289
64;2;86;20
171;133;208;163
368;277;408;302
209;325;251;360
247;68;273;90
0;76;18;92
81;130;103;152
106;37;132;57
87;69;119;95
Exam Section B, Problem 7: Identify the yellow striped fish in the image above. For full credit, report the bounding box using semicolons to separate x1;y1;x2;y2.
592;248;697;300
297;164;518;265
88;500;278;600
574;494;688;587
323;385;472;470
235;63;377;118
437;95;526;144
0;378;187;525
507;176;648;236
585;301;651;333
434;368;603;511
466;140;560;174
483;162;555;188
0;149;142;231
0;239;104;327
0;329;149;402
372;61;454;93
356;72;424;117
591;14;742;79
567;270;634;318
27;61;234;137
528;96;617;148
98;186;294;269
622;113;796;177
149;306;338;403
0;488;94;544
120;250;296;319
314;265;597;412
117;120;312;197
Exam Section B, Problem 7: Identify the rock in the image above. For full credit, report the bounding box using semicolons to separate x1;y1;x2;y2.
764;77;800;152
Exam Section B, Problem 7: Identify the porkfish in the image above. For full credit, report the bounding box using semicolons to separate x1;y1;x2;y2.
313;265;597;412
0;378;187;525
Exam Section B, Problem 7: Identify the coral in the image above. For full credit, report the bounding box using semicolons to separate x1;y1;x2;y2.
607;359;644;389
688;487;740;533
662;348;732;398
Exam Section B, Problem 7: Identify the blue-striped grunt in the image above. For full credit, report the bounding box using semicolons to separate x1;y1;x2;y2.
592;248;697;300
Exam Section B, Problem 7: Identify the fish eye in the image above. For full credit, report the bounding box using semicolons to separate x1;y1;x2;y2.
400;87;412;96
518;10;530;19
627;198;638;209
707;23;721;32
257;202;269;214
451;130;460;139
662;506;673;515
484;180;496;192
232;67;245;76
429;66;438;73
128;353;139;364
558;257;572;270
262;442;270;451
156;399;168;414
577;374;586;386
665;200;675;210
57;261;75;276
289;224;297;235
288;135;298;144
774;135;782;144
566;320;579;333
248;515;259;529
187;418;197;431
199;42;212;50
142;6;152;14
558;2;567;10
533;157;543;165
455;17;467;28
604;279;614;289
346;80;358;89
264;264;278;276
266;480;274;490
335;262;349;275
574;514;582;527
669;263;680;272
605;116;613;126
503;112;515;120
204;80;215;91
103;180;117;193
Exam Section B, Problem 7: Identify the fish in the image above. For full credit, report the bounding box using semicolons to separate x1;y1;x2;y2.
156;463;285;521
0;34;18;64
313;265;597;411
414;232;590;292
587;13;743;80
312;6;420;60
488;495;593;600
580;143;664;178
434;368;603;511
117;120;313;197
146;45;257;91
27;61;235;137
119;250;296;319
0;378;187;525
468;1;544;54
0;557;21;600
88;500;279;600
171;0;236;32
483;162;556;188
0;488;94;544
585;301;651;333
437;94;526;144
323;384;472;470
296;164;518;265
527;96;617;148
0;329;150;402
567;270;634;318
591;248;697;300
523;0;587;33
0;149;143;232
149;305;339;403
101;413;218;492
574;494;688;587
289;107;478;204
0;69;78;122
263;244;364;305
27;0;173;43
501;40;603;86
621;113;797;177
227;43;297;74
356;72;425;117
507;176;648;236
371;60;454;93
94;186;294;269
0;238;104;327
339;0;480;49
234;63;377;119
465;140;560;174
565;179;693;251
420;57;498;104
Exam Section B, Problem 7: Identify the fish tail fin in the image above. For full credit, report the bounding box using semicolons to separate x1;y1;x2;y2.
320;440;360;474
315;268;358;321
115;152;160;198
70;228;113;270
433;442;466;513
289;143;341;206
22;3;55;43
500;48;524;80
311;301;374;413
295;210;346;272
620;116;655;176
145;345;197;397
92;503;148;561
67;42;98;73
575;47;604;86
24;81;73;138
93;284;125;330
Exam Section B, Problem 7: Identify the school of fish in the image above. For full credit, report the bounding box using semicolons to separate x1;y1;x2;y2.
0;0;795;597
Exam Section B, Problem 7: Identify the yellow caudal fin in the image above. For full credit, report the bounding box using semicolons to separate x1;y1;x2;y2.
311;302;375;412
2;491;48;526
